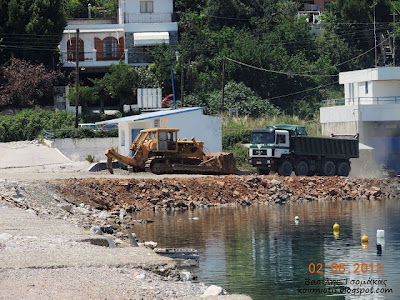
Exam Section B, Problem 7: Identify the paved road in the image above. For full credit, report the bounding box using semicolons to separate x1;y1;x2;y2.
0;141;74;169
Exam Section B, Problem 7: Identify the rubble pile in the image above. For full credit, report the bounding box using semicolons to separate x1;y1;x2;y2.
59;175;400;212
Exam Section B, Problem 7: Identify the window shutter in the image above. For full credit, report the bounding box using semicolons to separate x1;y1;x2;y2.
118;37;125;59
95;38;103;60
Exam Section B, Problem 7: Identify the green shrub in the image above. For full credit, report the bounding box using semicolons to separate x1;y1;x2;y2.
50;128;118;139
0;110;75;142
225;142;251;169
222;129;252;149
86;154;95;163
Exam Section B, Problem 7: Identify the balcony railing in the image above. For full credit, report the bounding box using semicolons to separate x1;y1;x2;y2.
61;49;128;66
123;13;172;23
322;97;400;107
303;4;321;12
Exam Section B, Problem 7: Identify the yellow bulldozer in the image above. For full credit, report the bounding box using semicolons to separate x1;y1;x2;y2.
105;128;236;175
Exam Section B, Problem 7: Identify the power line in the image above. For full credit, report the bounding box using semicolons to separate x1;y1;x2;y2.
268;81;339;101
225;57;338;77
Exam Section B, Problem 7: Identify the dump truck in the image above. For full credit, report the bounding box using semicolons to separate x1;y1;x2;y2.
248;125;359;176
105;128;236;175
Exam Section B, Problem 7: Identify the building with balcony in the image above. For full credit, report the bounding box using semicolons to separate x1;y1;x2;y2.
296;0;334;33
320;67;400;173
60;0;178;70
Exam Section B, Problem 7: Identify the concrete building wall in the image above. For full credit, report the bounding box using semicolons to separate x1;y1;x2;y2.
124;0;173;15
320;105;359;123
168;110;223;152
114;109;222;156
321;122;358;136
50;138;119;161
371;81;400;97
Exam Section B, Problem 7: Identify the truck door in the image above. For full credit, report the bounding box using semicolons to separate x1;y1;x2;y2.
275;130;290;157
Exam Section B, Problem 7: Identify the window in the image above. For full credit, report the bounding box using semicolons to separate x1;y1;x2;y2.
140;1;154;13
365;81;369;94
103;37;118;59
67;38;84;61
121;130;125;146
277;134;286;144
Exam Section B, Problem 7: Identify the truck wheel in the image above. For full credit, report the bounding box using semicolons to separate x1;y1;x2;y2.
278;160;293;176
257;168;270;175
295;161;309;176
322;160;335;176
336;162;350;177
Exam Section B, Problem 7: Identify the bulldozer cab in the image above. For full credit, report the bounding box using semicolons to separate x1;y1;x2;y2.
133;128;179;153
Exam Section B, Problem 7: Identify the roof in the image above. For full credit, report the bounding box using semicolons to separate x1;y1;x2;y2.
339;67;400;84
95;107;206;125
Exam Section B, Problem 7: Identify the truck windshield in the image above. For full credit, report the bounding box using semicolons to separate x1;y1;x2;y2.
251;133;275;144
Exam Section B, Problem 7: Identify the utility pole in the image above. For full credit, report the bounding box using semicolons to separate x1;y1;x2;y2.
221;55;226;113
374;3;377;67
180;54;184;107
393;11;396;66
74;28;80;128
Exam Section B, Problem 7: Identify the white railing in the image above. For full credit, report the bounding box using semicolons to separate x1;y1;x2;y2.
303;4;320;12
123;13;172;23
322;97;400;107
61;49;129;65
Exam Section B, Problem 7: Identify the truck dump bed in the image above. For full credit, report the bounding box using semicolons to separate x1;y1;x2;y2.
291;136;359;159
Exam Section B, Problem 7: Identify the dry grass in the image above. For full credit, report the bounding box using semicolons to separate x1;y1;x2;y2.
222;114;321;136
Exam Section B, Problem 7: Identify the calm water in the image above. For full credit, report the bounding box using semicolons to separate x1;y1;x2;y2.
132;200;400;299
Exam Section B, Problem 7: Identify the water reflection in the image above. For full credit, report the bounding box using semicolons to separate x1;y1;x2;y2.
131;200;400;300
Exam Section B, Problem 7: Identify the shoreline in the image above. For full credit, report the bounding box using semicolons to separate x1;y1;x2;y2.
1;174;399;299
0;177;254;299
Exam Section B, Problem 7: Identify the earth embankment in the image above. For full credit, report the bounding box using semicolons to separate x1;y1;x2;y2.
59;175;400;212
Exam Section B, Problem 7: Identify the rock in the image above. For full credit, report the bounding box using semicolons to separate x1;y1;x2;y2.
144;241;157;249
60;204;73;212
201;285;227;297
90;225;103;235
135;274;146;280
270;179;280;185
100;225;114;234
180;270;191;281
119;208;127;220
138;182;146;188
98;211;110;220
241;199;251;206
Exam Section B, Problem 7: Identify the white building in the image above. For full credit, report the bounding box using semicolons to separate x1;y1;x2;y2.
60;0;178;69
96;108;223;157
320;67;400;172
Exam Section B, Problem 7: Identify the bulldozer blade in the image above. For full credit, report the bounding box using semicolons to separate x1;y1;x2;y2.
106;156;114;174
201;152;237;174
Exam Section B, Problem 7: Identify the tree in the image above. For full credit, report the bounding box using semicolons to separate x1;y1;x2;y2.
0;58;62;108
149;44;179;95
0;0;66;65
99;62;139;111
323;0;392;67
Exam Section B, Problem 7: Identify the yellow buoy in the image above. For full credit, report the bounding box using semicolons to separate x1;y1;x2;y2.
333;223;340;231
361;235;369;242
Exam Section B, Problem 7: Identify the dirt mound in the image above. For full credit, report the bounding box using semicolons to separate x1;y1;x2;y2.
58;175;400;212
